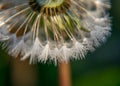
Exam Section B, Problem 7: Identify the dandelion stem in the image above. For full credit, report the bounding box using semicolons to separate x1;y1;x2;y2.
10;57;38;86
58;62;71;86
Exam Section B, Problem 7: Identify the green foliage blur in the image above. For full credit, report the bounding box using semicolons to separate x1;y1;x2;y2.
0;0;120;86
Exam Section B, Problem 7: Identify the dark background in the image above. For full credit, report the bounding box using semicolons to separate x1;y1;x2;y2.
0;0;120;86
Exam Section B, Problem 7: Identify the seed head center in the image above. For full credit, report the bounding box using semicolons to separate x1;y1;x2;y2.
29;0;71;16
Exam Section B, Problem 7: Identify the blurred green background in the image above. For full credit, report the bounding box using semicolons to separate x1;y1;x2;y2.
0;0;120;86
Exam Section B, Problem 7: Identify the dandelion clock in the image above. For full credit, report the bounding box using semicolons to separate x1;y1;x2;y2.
0;0;111;64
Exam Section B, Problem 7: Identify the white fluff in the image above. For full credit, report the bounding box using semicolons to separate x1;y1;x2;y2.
72;41;88;59
0;33;9;41
59;45;72;62
50;48;59;64
0;0;111;64
38;43;50;63
9;40;27;57
29;37;43;63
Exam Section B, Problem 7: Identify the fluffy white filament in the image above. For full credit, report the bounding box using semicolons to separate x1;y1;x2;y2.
0;0;111;64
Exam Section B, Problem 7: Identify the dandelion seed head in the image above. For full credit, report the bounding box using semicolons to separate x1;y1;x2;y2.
0;0;111;64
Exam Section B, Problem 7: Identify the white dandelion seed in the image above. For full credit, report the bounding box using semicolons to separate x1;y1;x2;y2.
0;0;111;64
